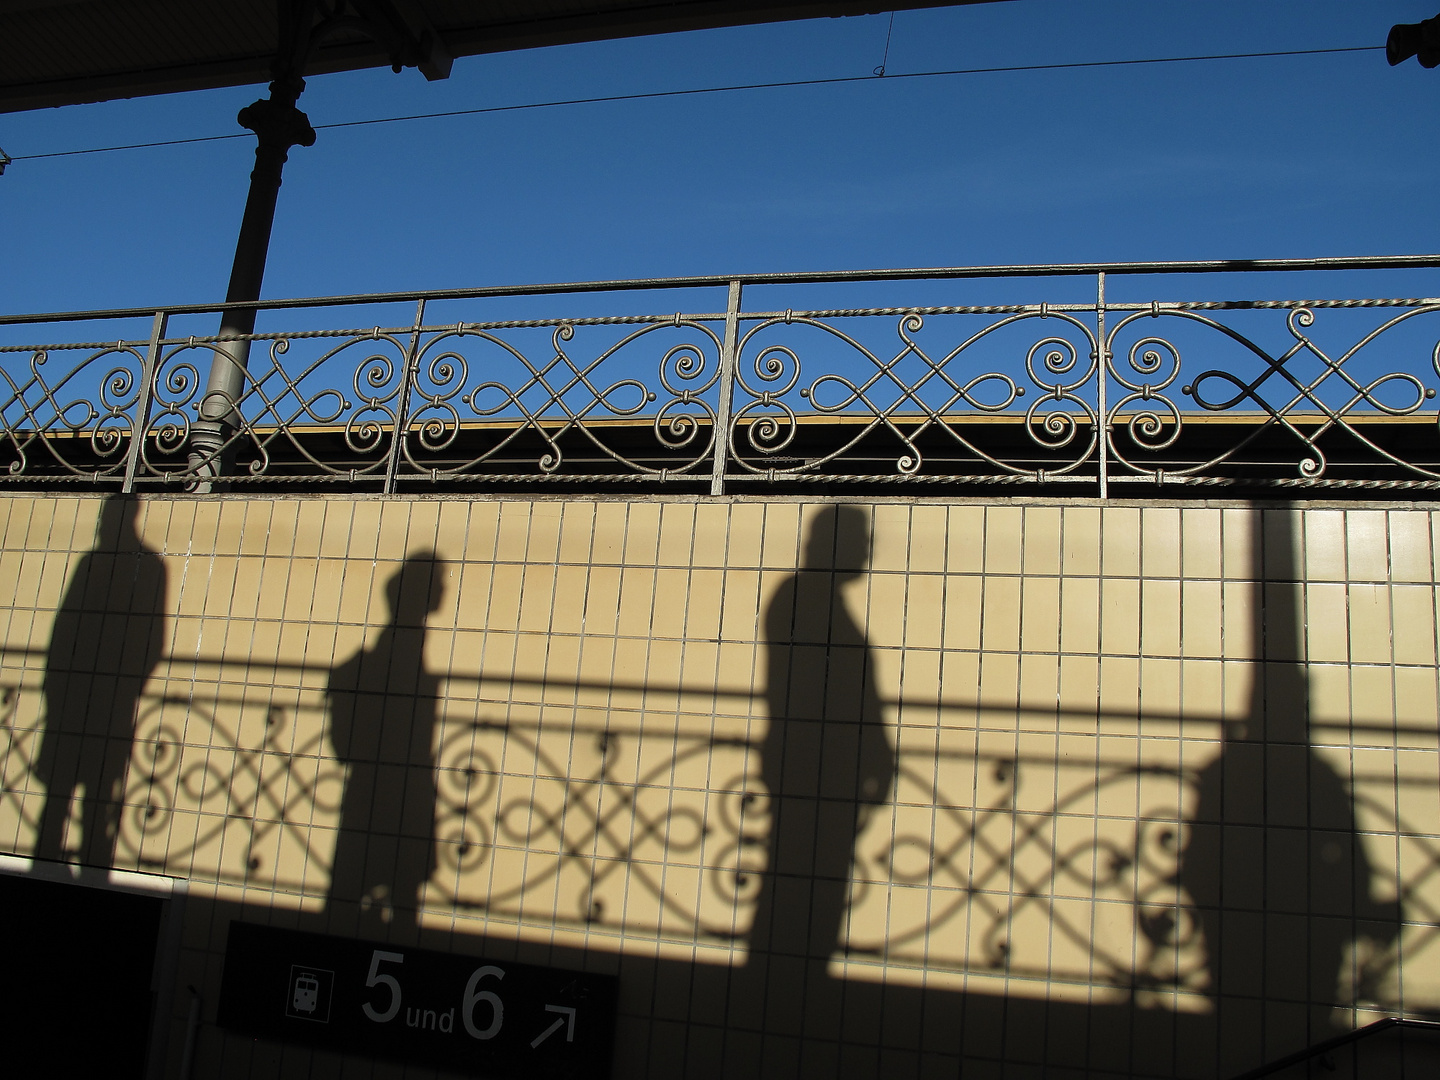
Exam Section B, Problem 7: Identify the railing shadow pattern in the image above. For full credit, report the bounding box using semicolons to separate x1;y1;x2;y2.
0;664;1433;1011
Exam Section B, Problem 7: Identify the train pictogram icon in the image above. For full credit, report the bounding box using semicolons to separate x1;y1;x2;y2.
292;972;321;1014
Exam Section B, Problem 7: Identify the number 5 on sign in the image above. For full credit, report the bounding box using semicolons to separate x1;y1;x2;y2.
362;951;404;1023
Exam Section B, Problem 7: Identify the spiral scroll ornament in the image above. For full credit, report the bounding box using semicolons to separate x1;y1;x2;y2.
402;320;721;478
0;346;147;479
1104;305;1440;483
728;312;1100;480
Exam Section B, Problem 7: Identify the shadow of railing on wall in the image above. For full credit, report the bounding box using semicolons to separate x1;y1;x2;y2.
0;650;1435;1017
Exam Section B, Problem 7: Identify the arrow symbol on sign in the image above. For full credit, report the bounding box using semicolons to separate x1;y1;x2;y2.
530;1005;576;1048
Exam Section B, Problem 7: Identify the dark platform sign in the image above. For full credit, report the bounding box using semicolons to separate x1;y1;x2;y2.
217;922;615;1079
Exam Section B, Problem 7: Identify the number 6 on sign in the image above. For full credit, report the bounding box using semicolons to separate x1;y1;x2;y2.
361;951;404;1023
462;965;505;1039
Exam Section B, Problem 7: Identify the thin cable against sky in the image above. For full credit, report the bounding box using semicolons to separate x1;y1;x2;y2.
874;12;897;76
8;44;1382;163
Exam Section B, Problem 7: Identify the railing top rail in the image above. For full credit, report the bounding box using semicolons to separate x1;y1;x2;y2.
5;254;1440;327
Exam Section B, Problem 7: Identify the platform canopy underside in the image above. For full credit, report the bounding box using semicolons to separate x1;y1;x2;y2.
0;0;1003;112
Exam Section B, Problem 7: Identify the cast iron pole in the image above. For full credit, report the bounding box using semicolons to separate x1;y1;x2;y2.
187;74;315;486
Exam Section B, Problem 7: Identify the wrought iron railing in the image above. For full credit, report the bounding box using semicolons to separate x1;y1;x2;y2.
5;255;1440;493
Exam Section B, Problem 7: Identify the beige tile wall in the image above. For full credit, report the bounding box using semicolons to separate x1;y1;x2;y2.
1;494;1438;1077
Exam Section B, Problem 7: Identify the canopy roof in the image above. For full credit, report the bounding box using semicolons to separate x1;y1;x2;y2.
0;0;1001;113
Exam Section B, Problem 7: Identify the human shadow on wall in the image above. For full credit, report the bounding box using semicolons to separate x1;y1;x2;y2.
324;551;445;938
1178;507;1403;1071
735;504;896;1039
34;495;166;868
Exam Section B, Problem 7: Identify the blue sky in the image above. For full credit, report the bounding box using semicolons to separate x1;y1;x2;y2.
1;0;1438;316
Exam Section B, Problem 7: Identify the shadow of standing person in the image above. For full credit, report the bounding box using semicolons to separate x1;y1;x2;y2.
1179;507;1401;1075
325;551;445;940
34;496;166;869
741;505;896;1054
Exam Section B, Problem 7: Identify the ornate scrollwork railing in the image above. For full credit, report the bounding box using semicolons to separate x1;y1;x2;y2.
145;330;415;480
726;309;1099;481
0;343;147;480
1105;303;1440;486
397;319;724;480
5;259;1440;491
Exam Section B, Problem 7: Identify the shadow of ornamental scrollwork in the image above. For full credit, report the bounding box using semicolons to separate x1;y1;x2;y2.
1346;783;1440;1003
116;694;346;888
428;718;767;940
0;673;1435;1009
842;752;1208;999
0;682;34;818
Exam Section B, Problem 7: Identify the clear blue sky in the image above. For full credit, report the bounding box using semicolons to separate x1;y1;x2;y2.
1;0;1437;315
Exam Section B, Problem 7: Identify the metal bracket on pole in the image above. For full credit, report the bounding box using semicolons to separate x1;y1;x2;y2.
1096;271;1108;500
709;280;743;496
123;310;167;494
384;298;426;494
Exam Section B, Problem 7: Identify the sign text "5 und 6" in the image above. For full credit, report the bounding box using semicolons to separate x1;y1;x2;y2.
217;923;616;1079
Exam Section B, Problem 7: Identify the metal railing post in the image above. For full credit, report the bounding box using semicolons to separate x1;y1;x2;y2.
1096;271;1108;500
384;298;426;494
709;279;743;496
122;310;167;494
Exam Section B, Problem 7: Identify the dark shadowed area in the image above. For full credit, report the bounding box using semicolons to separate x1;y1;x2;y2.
35;496;166;868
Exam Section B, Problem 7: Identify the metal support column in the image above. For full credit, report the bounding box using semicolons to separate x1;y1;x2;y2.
187;76;315;488
181;0;455;490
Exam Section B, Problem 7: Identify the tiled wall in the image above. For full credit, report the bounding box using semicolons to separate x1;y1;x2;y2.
0;494;1437;1078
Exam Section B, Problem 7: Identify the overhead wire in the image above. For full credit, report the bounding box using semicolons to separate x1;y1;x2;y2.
7;44;1383;163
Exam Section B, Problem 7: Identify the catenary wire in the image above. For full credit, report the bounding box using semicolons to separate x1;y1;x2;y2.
874;12;897;76
8;44;1383;163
